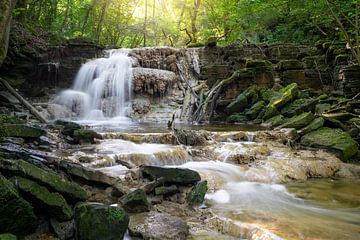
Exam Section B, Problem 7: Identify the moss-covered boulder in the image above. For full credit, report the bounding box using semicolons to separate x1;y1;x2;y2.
265;115;286;127
0;174;37;235
187;181;208;206
226;86;258;114
245;100;265;120
281;98;317;117
278;59;305;70
298;117;324;135
262;105;280;120
73;129;102;144
245;59;272;69
12;177;73;221
54;120;82;137
260;88;279;103
301;128;359;160
315;103;331;114
0;233;16;240
279;112;315;129
0;124;46;138
119;189;150;213
0;159;87;201
141;166;201;185
226;113;248;123
0;114;23;124
155;185;179;195
75;202;129;240
270;83;299;109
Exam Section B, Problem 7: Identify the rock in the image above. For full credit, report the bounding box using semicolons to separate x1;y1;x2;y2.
226;86;258;114
278;59;305;70
46;104;73;119
141;166;201;185
301;127;359;160
129;211;189;240
131;97;151;115
226;113;248;123
73;129;102;144
0;174;37;235
259;88;279;103
12;177;73;221
262;105;280;120
279;112;315;129
75;203;129;240
264;115;286;127
315;103;331;114
0;114;23;124
245;100;265;119
119;189;151;213
174;129;207;146
54;120;82;137
187;181;208;206
0;124;46;138
50;219;75;240
269;83;299;109
0;159;88;201
340;65;360;97
298;117;324;135
155;185;179;195
281;98;317;117
0;233;16;240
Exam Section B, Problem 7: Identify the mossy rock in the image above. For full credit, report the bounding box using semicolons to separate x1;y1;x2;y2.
0;159;87;201
280;112;315;129
54;120;82;138
0;124;46;138
119;189;150;213
0;233;17;240
12;177;73;221
301;127;359;160
155;185;178;195
262;105;280;120
226;86;258;114
0;115;23;124
245;100;265;120
0;174;37;236
245;59;272;69
141;166;201;185
73;129;102;144
75;202;129;240
270;83;299;109
265;115;286;127
260;88;279;103
226;114;248;123
187;181;208;206
278;60;305;70
315;103;331;114
281;98;317;117
187;42;205;48
298;117;324;135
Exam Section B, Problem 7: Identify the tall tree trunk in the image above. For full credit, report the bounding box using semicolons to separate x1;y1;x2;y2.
96;0;109;43
0;0;16;66
190;0;201;43
81;0;97;35
143;0;148;47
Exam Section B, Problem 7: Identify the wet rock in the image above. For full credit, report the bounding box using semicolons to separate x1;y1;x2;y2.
226;86;258;114
54;120;81;137
187;180;208;206
0;174;37;235
269;83;299;109
75;202;129;240
301;127;359;160
73;129;102;144
279;112;315;129
129;211;189;240
46;104;73;119
155;185;179;195
281;98;317;117
298;117;324;135
50;218;75;240
131;97;151;115
12;177;73;221
264;115;285;127
141;166;201;185
119;189;151;213
245;100;265;120
0;159;87;201
0;124;46;138
174;129;207;146
226;113;248;123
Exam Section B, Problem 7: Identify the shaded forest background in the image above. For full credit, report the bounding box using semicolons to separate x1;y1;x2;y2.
11;0;360;50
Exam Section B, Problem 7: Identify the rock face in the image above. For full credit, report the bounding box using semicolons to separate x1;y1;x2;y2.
75;202;129;240
301;128;359;160
141;166;201;185
129;211;189;240
0;174;37;235
0;0;15;65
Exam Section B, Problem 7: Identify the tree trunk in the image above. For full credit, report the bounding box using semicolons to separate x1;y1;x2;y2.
0;0;16;66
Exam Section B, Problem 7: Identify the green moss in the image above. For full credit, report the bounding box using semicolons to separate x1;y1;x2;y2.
119;189;150;213
187;181;208;206
281;98;317;117
298;117;324;135
265;114;286;127
280;111;315;129
226;86;258;114
262;105;280;120
0;115;23;124
245;100;265;119
0;233;17;240
107;207;126;223
0;124;45;138
226;113;248;123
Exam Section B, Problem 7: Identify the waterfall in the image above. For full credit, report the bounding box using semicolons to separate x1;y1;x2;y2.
53;49;133;120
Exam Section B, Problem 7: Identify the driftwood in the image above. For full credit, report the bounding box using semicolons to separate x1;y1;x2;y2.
0;78;47;123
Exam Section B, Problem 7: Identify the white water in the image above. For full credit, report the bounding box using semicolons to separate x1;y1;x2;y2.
53;49;133;120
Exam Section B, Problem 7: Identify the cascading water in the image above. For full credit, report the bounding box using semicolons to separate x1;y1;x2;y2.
53;49;133;121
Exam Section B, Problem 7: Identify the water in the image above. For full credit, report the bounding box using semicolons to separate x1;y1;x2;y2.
53;49;133;120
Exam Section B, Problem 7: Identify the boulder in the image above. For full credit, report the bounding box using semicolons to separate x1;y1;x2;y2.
50;219;75;240
46;104;73;119
279;112;315;129
173;129;207;146
245;100;265;119
301;127;359;160
0;159;87;201
187;181;208;206
75;202;129;240
0;124;46;138
226;86;258;114
119;189;151;213
12;177;73;221
262;105;280;120
278;59;305;70
315;103;331;114
73;129;102;144
226;113;248;123
269;83;299;109
264;115;286;127
155;185;179;195
129;211;189;240
141;166;201;185
281;98;317;117
298;117;324;135
0;174;37;235
54;120;82;137
0;234;16;240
